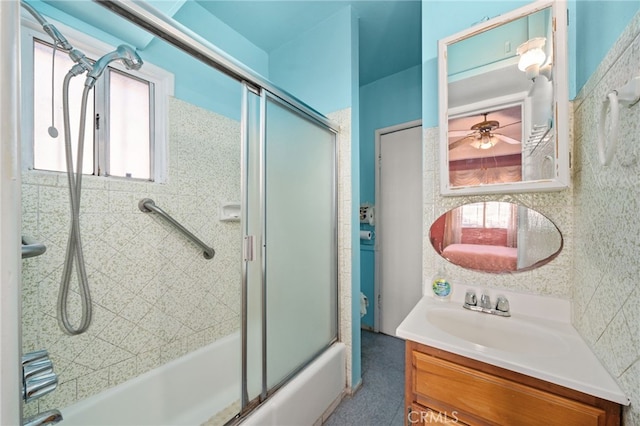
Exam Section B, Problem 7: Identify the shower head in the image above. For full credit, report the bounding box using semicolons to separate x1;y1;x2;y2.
85;45;143;88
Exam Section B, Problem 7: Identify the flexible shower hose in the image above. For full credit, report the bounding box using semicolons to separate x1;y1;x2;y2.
57;70;92;335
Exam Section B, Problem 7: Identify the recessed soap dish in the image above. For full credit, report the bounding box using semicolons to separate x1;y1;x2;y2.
220;202;240;222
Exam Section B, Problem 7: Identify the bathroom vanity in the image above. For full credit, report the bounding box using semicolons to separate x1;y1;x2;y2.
397;291;629;426
405;341;621;425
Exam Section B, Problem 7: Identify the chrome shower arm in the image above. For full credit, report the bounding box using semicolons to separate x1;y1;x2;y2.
20;1;73;51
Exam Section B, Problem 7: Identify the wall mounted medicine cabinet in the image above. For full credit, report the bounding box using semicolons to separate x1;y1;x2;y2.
438;0;570;196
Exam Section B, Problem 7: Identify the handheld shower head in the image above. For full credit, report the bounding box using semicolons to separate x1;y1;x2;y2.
85;45;143;88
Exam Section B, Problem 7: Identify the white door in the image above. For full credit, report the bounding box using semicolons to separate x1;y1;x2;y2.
376;122;423;336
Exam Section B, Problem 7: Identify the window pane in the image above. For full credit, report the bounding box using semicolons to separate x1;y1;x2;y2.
485;202;511;228
34;40;94;174
108;70;150;179
461;203;483;228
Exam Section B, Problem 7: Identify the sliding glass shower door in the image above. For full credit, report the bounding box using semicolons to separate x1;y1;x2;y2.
263;97;337;390
242;90;338;408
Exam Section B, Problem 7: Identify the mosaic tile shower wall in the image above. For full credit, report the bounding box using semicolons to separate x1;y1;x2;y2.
21;96;242;414
572;12;640;425
329;107;354;389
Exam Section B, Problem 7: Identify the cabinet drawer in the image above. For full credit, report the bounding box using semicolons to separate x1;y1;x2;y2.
413;351;607;426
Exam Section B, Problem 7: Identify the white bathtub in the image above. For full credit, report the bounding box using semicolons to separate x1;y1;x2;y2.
61;333;346;426
243;342;346;426
62;333;241;426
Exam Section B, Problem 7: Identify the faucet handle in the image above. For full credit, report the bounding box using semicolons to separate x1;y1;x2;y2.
496;296;510;313
479;293;492;309
24;371;58;402
22;350;49;366
464;290;477;306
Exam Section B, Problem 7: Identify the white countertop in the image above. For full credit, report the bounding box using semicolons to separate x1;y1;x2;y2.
396;286;629;406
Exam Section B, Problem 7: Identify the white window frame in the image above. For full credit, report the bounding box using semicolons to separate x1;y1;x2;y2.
20;12;174;182
461;202;512;229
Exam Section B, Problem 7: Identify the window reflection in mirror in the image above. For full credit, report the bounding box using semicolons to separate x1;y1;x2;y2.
430;202;562;273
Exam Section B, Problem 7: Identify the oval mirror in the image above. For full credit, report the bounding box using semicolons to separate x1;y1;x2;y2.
430;202;562;273
438;0;570;195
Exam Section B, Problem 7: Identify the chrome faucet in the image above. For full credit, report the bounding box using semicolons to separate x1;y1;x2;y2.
495;295;510;313
23;410;63;426
479;293;492;309
463;290;510;317
21;351;63;425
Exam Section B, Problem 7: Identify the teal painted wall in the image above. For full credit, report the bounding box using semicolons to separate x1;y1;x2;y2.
173;1;269;79
358;64;422;329
575;1;639;95
269;7;355;115
359;248;375;328
360;65;422;203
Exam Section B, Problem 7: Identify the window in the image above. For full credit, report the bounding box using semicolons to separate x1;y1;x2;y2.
22;18;173;181
461;202;512;228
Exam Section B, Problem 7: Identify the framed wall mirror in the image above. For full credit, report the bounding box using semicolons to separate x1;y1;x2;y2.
438;0;569;196
430;202;563;273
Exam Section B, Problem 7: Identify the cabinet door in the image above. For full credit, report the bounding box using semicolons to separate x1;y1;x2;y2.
408;403;468;425
413;351;608;425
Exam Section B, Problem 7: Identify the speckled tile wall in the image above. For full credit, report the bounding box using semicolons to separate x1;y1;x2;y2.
421;122;574;299
21;96;242;415
328;107;354;389
571;12;640;425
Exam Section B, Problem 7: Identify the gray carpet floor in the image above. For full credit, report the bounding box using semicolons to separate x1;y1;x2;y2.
324;330;406;426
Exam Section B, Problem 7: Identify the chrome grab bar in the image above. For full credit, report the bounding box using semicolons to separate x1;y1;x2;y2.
138;198;215;260
22;235;47;259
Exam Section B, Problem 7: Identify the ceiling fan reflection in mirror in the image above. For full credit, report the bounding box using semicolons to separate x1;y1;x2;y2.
448;112;522;151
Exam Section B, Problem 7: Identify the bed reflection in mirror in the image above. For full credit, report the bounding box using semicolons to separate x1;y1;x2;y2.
430;202;562;273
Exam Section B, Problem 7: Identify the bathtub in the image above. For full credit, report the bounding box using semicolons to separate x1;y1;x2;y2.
61;332;346;426
243;342;346;426
62;333;241;426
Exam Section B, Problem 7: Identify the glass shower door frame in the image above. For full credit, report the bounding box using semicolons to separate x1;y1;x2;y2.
240;86;339;413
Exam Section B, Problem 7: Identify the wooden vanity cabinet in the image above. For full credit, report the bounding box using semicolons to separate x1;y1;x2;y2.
405;340;622;426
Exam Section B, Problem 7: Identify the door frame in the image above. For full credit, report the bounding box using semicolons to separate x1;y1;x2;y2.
1;2;24;424
373;119;422;333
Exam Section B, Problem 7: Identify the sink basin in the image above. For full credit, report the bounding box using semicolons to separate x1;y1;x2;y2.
426;307;569;356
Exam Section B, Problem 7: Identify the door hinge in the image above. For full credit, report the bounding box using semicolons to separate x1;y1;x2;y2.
243;235;254;262
95;113;100;130
378;294;382;309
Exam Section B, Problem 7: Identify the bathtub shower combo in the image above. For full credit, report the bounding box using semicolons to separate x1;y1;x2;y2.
19;1;344;425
